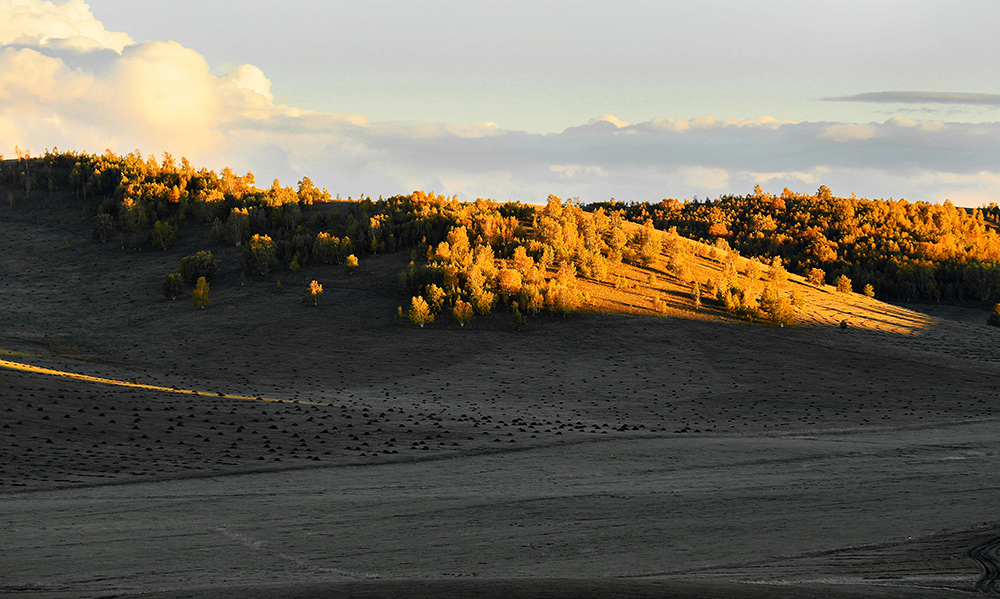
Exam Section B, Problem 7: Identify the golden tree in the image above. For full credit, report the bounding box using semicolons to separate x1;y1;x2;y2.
192;276;210;309
409;295;434;327
497;268;522;305
307;280;323;306
424;284;447;313
452;299;473;326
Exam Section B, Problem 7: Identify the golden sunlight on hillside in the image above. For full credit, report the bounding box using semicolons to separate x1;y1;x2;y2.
574;223;936;336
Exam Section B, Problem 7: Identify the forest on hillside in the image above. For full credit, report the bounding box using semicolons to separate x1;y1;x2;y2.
4;149;1000;327
0;149;645;326
588;185;1000;303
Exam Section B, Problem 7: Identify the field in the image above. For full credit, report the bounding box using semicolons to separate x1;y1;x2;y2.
2;192;999;598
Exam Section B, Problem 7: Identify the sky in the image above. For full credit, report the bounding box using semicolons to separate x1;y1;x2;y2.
1;0;999;206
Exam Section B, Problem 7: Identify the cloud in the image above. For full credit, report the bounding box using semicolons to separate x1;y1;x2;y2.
0;1;998;207
825;91;1000;106
589;114;630;128
818;123;880;143
0;0;133;53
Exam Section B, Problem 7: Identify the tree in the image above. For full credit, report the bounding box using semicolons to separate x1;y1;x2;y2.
247;234;278;275
408;295;434;327
345;254;358;274
452;299;473;326
497;268;522;304
806;268;826;287
863;283;875;298
424;284;446;313
692;281;702;309
766;256;787;287
836;274;852;294
758;283;793;325
179;250;216;285
636;220;661;266
227;207;250;247
192;276;210;309
307;280;323;306
162;273;184;300
92;213;115;242
151;220;178;250
512;245;534;273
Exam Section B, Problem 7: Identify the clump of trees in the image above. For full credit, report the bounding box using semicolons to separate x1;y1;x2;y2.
588;185;1000;303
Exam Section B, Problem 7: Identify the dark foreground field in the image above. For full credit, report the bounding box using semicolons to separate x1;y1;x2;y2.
2;206;999;598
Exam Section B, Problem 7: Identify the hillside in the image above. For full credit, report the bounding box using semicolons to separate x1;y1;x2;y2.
0;152;950;336
589;188;1000;304
2;151;1000;599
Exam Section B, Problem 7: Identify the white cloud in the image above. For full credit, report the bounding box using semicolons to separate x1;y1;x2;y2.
589;114;629;128
0;0;133;53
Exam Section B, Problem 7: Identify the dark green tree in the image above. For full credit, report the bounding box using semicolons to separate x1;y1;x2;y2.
179;251;217;285
162;272;184;300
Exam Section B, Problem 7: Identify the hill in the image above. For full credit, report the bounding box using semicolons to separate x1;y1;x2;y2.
2;150;1000;599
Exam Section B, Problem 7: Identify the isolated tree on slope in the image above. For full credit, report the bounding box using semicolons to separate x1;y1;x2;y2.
307;280;323;306
836;274;852;294
409;295;434;327
192;277;210;309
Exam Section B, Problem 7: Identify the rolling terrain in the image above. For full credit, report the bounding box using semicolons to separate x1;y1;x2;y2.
2;183;999;598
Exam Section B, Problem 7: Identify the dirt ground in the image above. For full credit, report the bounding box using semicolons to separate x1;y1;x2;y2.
2;199;999;598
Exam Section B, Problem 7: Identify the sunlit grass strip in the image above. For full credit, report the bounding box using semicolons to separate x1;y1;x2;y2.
0;357;334;407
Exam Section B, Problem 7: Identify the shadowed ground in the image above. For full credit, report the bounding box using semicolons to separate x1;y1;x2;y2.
2;206;999;598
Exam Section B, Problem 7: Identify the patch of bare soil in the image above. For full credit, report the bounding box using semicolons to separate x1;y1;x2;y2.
2;203;999;598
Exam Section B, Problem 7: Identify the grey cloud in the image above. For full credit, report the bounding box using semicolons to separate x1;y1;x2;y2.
239;114;1000;205
825;91;1000;105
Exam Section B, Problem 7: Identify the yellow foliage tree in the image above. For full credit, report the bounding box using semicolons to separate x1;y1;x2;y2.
452;299;473;326
409;295;434;327
307;280;323;306
192;276;209;309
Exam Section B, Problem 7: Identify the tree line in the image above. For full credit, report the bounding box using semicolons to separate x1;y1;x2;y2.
586;185;1000;303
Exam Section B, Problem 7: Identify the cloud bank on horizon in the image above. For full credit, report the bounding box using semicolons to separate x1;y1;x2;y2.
1;0;998;206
